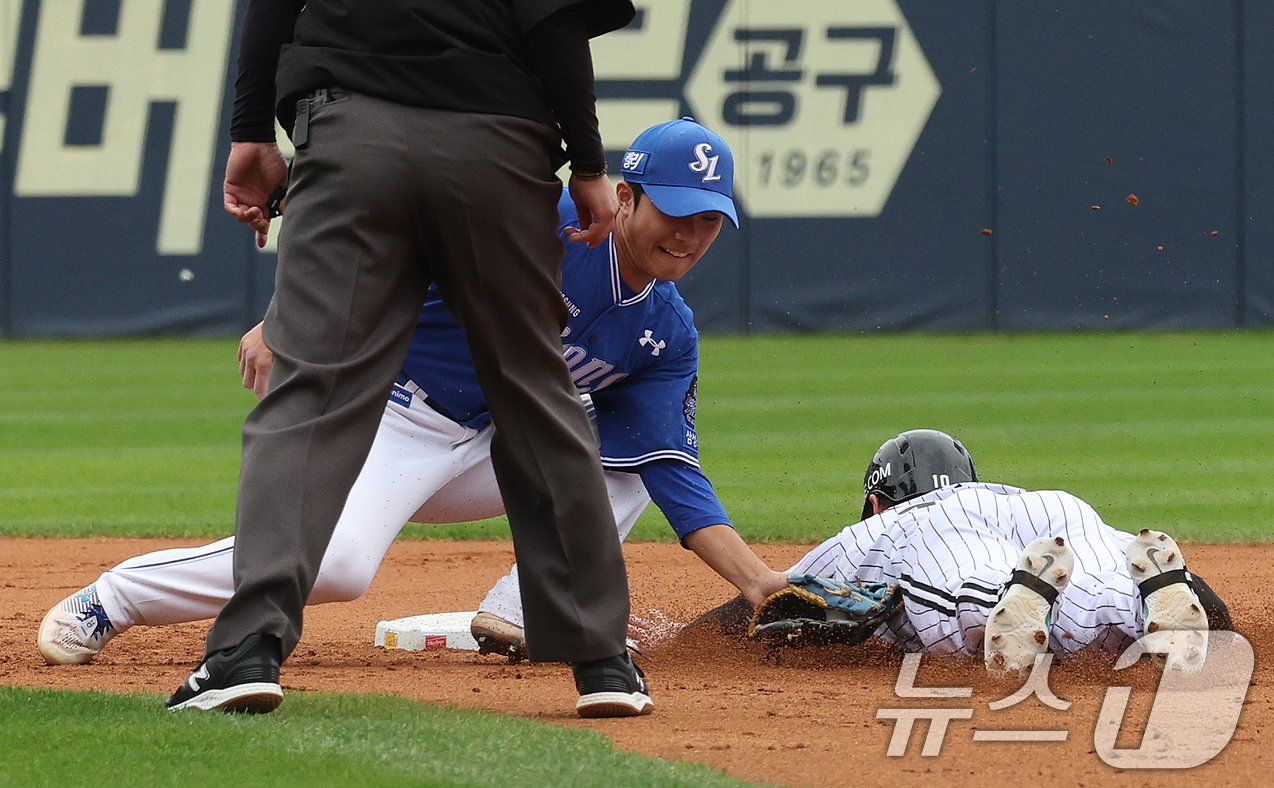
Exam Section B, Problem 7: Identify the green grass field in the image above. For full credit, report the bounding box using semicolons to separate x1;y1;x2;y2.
1;332;1271;542
1;333;1270;785
0;687;749;787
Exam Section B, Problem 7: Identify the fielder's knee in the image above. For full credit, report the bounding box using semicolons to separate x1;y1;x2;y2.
308;556;376;604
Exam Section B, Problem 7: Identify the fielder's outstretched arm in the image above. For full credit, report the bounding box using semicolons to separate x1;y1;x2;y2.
683;525;787;606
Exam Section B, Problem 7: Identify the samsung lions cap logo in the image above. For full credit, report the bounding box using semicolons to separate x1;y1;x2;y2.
689;143;722;182
622;151;648;175
620;118;739;227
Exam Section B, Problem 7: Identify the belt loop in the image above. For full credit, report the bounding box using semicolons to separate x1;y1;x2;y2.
292;97;310;148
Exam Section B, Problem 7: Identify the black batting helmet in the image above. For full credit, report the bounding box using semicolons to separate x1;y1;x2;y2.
861;429;978;520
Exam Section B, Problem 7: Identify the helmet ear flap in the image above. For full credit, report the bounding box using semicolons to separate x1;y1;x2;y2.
861;496;874;521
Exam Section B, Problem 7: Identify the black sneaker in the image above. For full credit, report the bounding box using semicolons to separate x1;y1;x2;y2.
572;652;653;718
166;633;284;714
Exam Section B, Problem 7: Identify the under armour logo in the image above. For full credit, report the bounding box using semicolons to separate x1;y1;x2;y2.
187;663;211;691
639;329;665;356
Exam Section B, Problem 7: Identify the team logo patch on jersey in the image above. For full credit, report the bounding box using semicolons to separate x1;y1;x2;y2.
683;375;698;429
622;150;648;175
389;385;412;408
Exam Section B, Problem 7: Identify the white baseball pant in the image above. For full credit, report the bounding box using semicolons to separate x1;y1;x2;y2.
91;396;651;635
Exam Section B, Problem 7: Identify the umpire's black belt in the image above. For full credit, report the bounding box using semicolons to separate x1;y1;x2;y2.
307;87;346;107
292;88;347;149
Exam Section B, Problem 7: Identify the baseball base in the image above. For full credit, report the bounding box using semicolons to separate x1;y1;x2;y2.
374;611;479;652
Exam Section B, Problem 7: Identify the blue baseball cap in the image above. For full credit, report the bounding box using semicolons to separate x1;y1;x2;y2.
619;118;738;227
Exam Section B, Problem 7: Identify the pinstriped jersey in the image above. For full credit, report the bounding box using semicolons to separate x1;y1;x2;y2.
400;189;729;538
789;482;1138;654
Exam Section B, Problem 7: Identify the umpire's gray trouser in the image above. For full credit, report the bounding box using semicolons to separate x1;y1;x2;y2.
205;92;629;663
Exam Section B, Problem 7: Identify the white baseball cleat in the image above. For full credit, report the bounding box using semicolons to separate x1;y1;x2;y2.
1126;529;1209;672
984;536;1074;674
471;611;645;663
37;584;117;665
470;611;528;662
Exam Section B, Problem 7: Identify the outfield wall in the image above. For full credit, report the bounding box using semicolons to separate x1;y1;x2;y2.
0;0;1269;337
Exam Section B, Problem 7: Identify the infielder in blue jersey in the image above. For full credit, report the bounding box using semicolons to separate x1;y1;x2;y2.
38;119;792;671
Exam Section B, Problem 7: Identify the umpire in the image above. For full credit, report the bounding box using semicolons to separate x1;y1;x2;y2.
168;0;650;718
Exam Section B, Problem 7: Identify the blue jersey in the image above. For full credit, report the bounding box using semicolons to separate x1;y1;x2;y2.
400;190;731;539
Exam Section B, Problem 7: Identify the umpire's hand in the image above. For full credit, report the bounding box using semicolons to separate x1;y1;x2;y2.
565;173;618;248
224;141;289;249
239;321;273;400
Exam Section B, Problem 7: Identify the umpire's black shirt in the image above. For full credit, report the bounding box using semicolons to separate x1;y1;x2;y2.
242;0;634;170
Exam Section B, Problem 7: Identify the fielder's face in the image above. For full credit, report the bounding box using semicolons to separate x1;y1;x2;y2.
614;182;724;288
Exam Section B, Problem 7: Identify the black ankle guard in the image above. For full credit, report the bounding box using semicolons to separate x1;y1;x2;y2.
1008;569;1059;605
1137;568;1193;599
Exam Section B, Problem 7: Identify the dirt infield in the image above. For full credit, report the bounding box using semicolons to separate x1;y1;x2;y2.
2;538;1269;786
